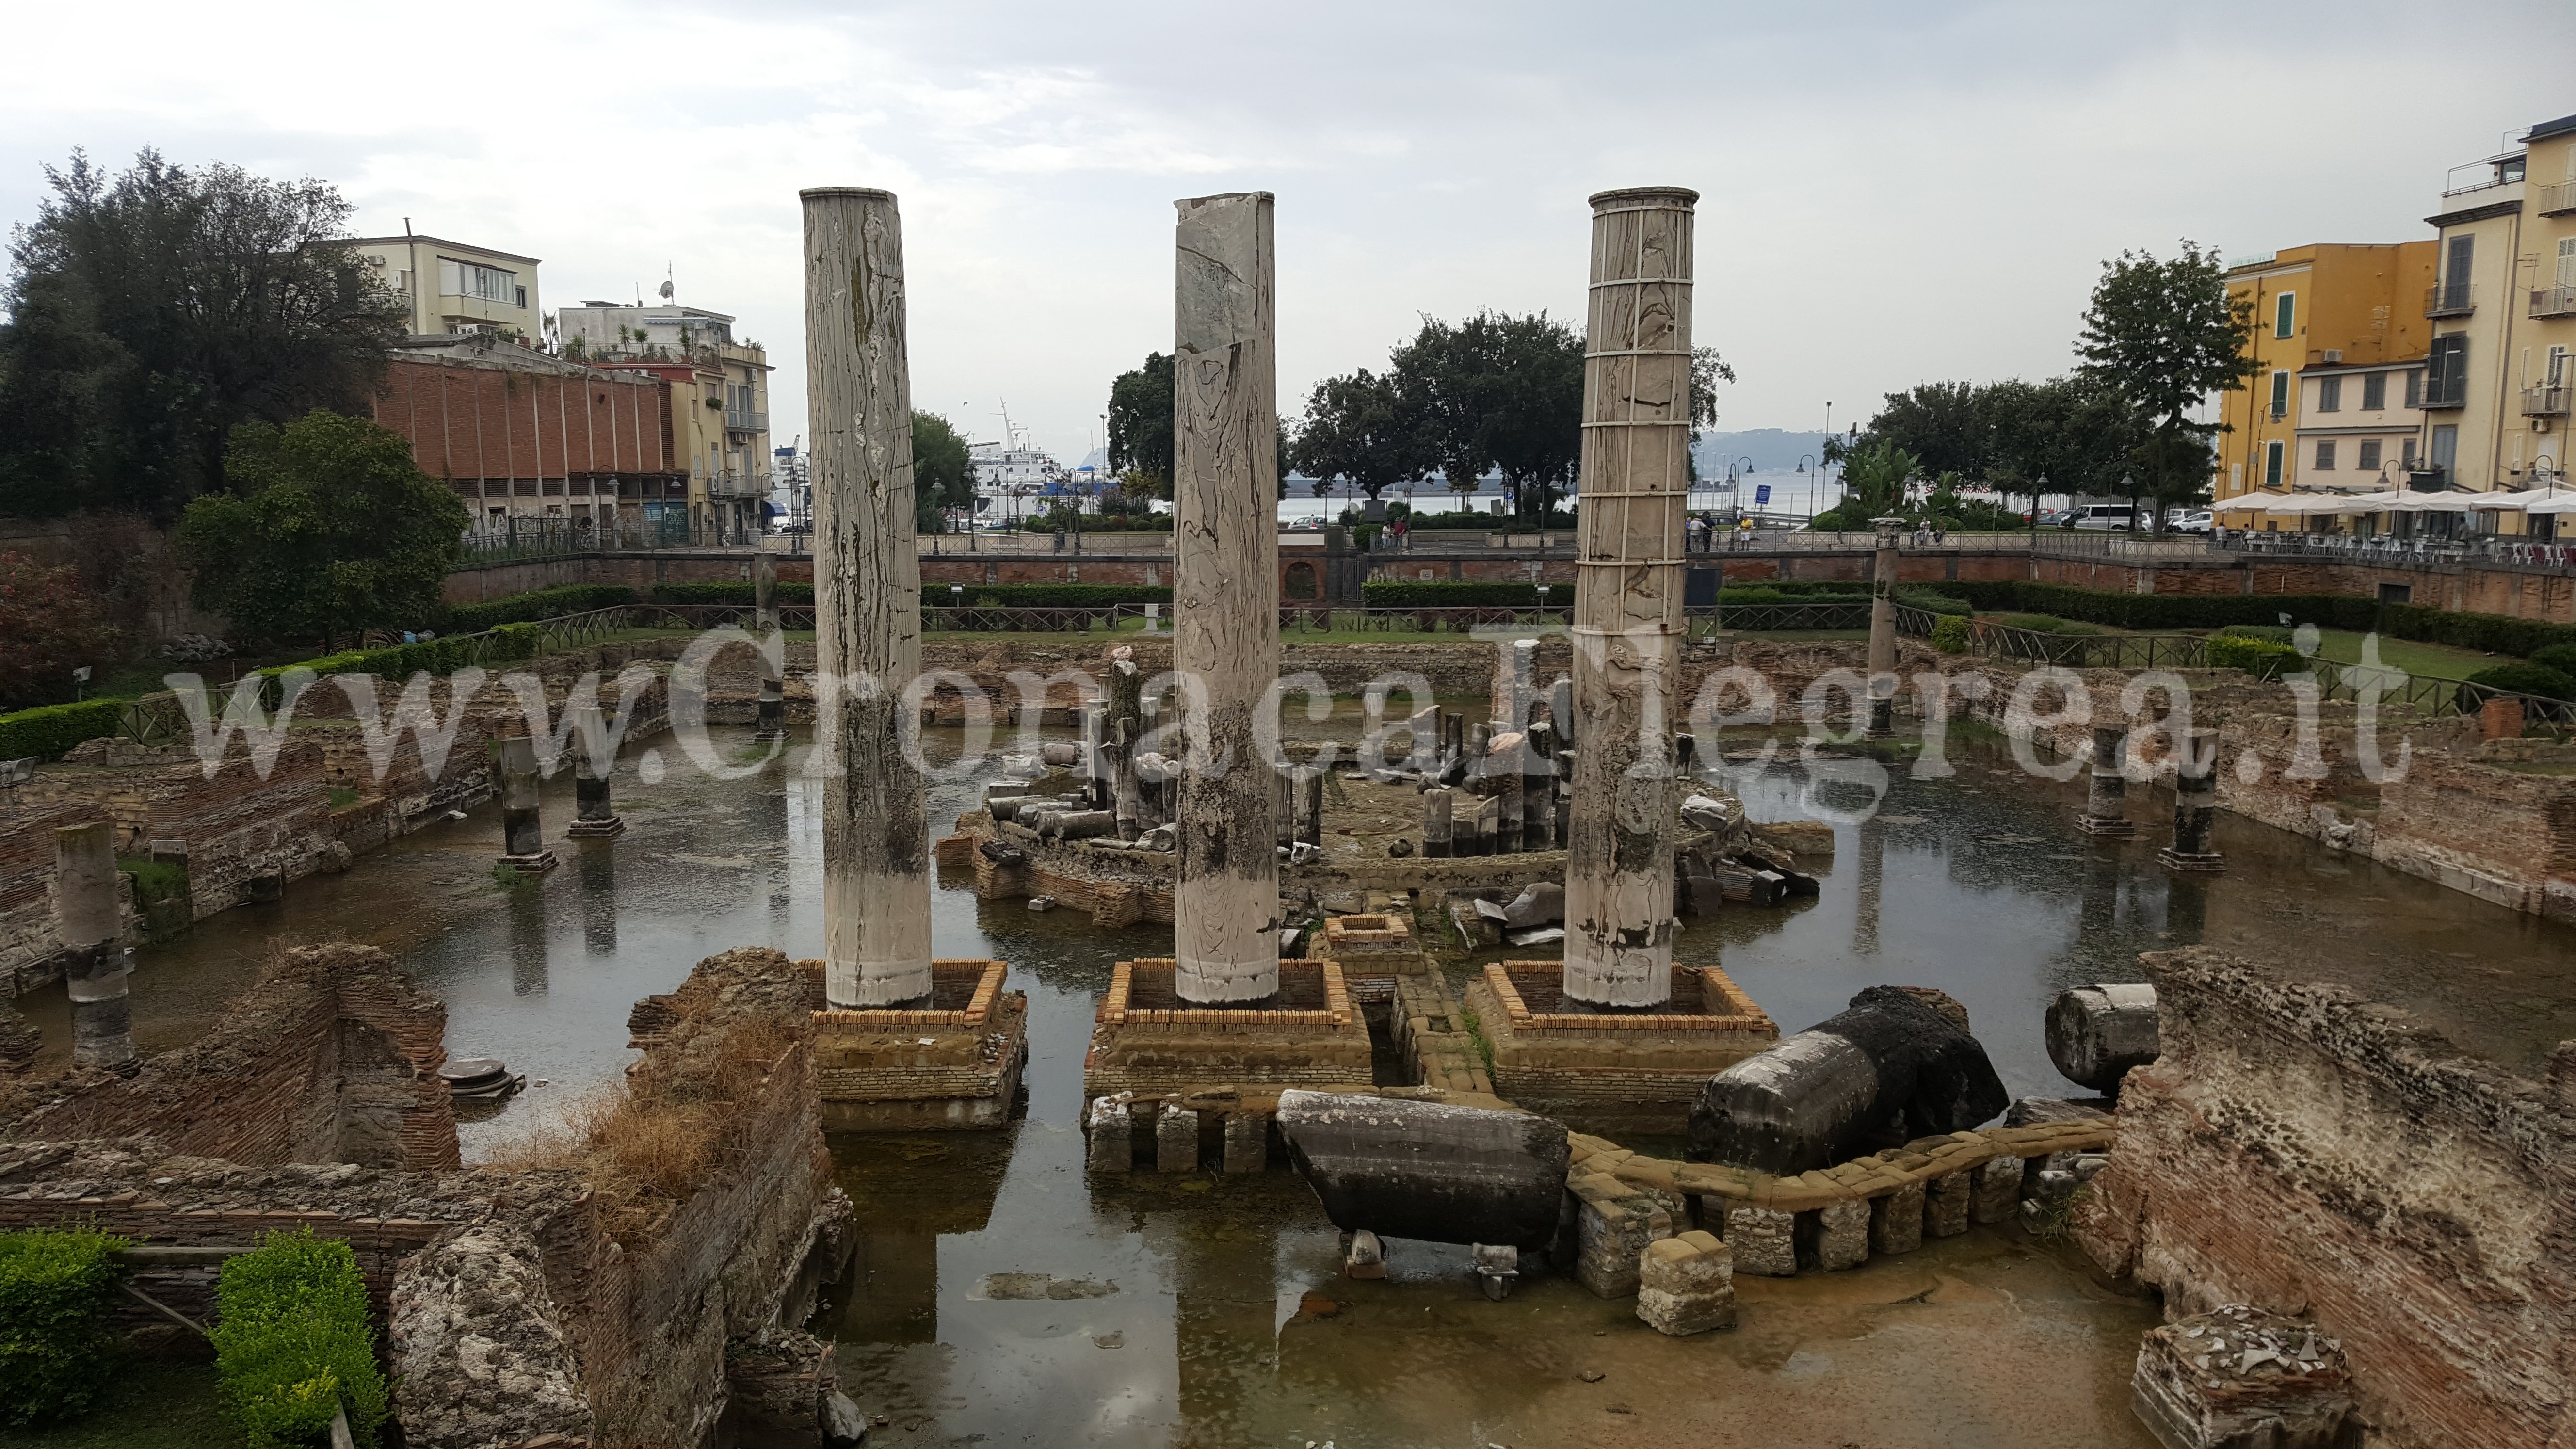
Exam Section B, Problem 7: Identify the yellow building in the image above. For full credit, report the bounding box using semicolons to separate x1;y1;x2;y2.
2422;111;2576;529
2214;242;2436;524
561;303;774;544
349;232;542;339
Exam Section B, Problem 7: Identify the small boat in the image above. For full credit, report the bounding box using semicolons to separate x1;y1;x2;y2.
440;1057;527;1100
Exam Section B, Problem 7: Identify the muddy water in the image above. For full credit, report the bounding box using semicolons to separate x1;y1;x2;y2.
14;715;2570;1447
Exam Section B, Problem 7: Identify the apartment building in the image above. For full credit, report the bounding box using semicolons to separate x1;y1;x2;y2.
559;303;774;544
2421;112;2576;512
350;233;542;339
2215;242;2435;519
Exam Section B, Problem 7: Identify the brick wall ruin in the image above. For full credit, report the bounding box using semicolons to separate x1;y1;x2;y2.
2074;946;2576;1448
5;942;459;1172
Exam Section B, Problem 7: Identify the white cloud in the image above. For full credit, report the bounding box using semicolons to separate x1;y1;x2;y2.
4;0;2570;464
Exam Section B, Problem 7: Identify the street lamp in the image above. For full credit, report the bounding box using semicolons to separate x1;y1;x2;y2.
1796;453;1819;525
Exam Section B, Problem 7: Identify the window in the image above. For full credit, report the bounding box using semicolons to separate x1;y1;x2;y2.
2430;425;2458;470
2318;375;2342;412
2361;371;2387;410
2405;369;2424;408
2274;292;2296;339
2425;335;2470;407
2402;437;2419;467
2314;440;2337;470
440;259;519;304
2439;235;2474;310
2358;439;2382;471
2270;370;2290;418
2560;237;2576;290
2264;439;2285;488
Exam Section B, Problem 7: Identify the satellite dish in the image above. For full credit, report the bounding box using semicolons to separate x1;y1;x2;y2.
658;280;675;301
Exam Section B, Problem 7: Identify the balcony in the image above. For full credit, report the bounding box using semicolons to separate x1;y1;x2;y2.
2524;385;2570;419
2539;180;2576;217
2532;286;2576;319
2426;282;2475;318
725;408;767;433
707;470;771;499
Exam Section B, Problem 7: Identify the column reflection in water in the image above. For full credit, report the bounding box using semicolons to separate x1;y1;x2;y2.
579;844;617;958
507;882;549;996
755;755;792;923
1852;812;1887;956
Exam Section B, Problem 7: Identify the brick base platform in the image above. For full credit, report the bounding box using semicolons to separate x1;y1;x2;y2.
804;959;1029;1131
1463;962;1780;1135
1081;959;1374;1102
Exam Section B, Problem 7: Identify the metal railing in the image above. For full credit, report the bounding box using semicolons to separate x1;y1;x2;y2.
458;518;709;563
2536;180;2576;217
706;470;772;499
2522;385;2570;419
2426;281;2475;318
2530;285;2576;319
2214;530;2576;571
724;408;767;433
2029;530;2218;559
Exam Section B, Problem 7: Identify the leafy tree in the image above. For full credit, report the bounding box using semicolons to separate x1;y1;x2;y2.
911;410;972;532
1835;439;1920;519
1289;367;1429;502
1389;311;1586;526
1865;381;1992;480
2076;242;2256;531
0;150;405;521
0;553;115;709
175;410;468;650
1688;346;1737;482
1105;352;1174;499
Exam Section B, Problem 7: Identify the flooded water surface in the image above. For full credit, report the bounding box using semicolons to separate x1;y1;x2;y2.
17;718;2573;1447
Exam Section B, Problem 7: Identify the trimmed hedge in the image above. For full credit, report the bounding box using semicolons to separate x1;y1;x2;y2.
0;699;126;764
2214;624;2294;644
2207;634;2305;679
1358;580;1542;607
443;583;636;634
2467;663;2576;701
2528;643;2576;677
0;1227;130;1429
649;581;816;606
210;1227;388;1449
1920;580;2576;657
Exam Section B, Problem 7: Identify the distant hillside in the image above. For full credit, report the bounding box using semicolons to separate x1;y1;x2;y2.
1692;430;1835;475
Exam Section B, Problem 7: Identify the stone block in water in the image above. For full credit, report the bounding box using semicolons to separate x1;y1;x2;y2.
1278;1090;1569;1251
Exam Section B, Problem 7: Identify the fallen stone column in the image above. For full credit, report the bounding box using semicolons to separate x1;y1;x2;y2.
2077;724;2134;836
2045;983;2160;1094
1636;1230;1736;1335
1564;186;1696;1009
1039;810;1117;841
57;822;134;1075
1277;1089;1570;1251
805;184;932;1007
1171;190;1281;1004
1687;985;2008;1174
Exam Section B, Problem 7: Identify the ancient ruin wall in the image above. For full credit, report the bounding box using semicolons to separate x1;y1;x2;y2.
2074;947;2576;1449
4;942;459;1171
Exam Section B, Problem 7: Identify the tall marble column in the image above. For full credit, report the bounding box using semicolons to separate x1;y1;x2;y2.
1866;516;1902;737
1564;187;1695;1009
805;186;932;1007
1171;191;1280;1003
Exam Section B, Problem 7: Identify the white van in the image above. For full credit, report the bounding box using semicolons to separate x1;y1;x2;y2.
2066;504;2137;531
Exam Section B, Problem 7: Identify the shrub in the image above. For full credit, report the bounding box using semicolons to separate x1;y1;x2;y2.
918;583;1169;609
0;1227;130;1429
1990;613;2100;636
0;697;127;762
2527;643;2576;677
1914;580;2576;656
210;1226;388;1449
443;583;638;634
2207;634;2306;679
1897;589;1973;616
1931;615;1972;653
2213;624;2294;644
2465;663;2576;701
1359;580;1539;607
647;581;817;606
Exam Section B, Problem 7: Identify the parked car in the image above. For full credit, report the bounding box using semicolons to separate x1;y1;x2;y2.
2168;510;2215;535
2032;508;2077;529
2067;504;2137;531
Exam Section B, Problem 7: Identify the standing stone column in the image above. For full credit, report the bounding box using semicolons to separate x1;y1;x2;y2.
497;735;557;873
1172;191;1279;1003
1565;187;1695;1010
2077;724;2134;837
1422;787;1453;858
1866;516;1902;737
755;550;779;634
2157;726;2225;870
1522;721;1557;851
805;186;932;1007
753;677;787;743
57;823;134;1075
566;705;625;838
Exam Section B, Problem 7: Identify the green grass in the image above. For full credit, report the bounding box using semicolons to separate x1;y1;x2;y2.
2306;628;2513;684
325;787;361;809
0;1357;230;1449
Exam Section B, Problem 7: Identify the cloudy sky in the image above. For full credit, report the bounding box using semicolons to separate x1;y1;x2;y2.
4;1;2569;465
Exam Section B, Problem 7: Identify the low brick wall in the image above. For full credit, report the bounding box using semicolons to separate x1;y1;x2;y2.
1082;960;1374;1098
1463;964;1780;1128
2073;947;2576;1449
797;959;1029;1129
